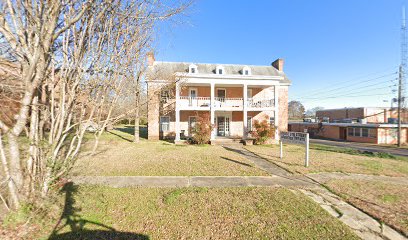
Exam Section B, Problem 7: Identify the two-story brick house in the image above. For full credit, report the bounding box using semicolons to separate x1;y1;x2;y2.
146;53;291;143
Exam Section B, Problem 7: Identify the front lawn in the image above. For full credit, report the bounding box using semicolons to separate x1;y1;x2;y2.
74;129;267;176
325;179;408;236
42;186;358;239
244;144;408;177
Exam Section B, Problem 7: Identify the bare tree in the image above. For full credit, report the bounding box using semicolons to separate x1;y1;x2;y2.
0;0;192;211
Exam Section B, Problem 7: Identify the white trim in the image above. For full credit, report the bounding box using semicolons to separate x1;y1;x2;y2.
243;66;251;75
189;64;198;74
216;65;225;75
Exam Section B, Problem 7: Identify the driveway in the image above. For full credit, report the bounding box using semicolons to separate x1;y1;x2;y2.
310;138;408;157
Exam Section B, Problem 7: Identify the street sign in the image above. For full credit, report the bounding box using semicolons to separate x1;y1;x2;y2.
280;131;310;167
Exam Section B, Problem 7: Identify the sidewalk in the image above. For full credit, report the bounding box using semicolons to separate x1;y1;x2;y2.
71;175;315;188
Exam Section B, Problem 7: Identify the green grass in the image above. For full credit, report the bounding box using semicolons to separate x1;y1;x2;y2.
75;129;267;176
245;144;408;177
310;144;405;161
34;186;359;239
325;179;408;236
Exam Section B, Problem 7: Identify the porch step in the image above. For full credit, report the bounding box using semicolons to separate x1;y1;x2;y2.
210;138;243;145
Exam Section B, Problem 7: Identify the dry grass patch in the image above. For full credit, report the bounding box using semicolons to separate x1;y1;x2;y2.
74;130;266;176
41;186;358;239
325;179;408;236
244;144;408;177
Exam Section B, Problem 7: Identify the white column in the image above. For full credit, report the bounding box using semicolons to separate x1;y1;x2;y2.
175;82;181;141
243;84;248;139
210;83;215;140
274;85;280;140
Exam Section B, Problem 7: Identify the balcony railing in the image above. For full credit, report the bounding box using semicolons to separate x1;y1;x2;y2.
177;96;274;109
247;98;275;108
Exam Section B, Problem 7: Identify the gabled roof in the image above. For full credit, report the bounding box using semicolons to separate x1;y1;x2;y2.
147;61;291;84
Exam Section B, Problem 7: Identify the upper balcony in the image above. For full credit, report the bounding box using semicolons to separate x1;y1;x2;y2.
177;96;275;111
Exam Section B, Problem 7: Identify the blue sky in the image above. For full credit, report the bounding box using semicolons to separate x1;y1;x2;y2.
156;0;406;110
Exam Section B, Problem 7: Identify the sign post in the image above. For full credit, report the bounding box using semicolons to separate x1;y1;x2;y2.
280;131;310;167
279;140;283;159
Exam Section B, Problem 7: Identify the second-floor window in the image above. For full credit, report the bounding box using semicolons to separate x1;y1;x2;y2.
161;90;170;103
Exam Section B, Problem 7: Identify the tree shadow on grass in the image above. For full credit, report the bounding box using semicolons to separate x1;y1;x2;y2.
114;125;148;140
221;157;253;167
48;182;149;240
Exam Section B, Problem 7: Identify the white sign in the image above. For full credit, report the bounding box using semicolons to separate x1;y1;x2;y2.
279;131;310;167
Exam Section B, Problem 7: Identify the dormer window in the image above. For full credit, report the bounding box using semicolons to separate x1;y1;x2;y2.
243;66;251;75
216;65;224;75
189;64;198;74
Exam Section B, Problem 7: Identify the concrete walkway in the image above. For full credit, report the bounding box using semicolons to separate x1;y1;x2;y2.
311;138;408;157
307;172;408;185
71;176;315;188
301;188;406;240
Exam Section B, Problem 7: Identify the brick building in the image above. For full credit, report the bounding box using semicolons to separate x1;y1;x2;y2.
289;107;408;145
146;54;291;143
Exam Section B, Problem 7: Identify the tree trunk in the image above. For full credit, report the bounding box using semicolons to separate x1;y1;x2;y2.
0;133;20;209
134;89;140;143
7;132;24;190
27;96;39;195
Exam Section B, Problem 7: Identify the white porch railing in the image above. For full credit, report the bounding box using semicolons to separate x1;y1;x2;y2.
247;98;275;108
179;96;211;108
213;97;243;108
177;97;274;109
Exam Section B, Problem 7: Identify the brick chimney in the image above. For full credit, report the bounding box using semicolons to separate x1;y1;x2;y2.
272;58;284;71
147;52;155;66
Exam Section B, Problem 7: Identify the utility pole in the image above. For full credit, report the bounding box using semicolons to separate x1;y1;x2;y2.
398;6;407;147
398;65;403;147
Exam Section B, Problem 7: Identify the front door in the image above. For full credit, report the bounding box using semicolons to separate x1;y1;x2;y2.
339;127;347;140
217;116;225;136
217;116;230;136
189;116;197;136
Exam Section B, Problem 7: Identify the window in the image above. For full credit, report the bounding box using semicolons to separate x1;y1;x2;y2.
189;116;197;135
348;128;353;136
189;64;198;74
216;65;224;75
243;66;251;75
269;117;275;126
247;117;253;131
354;128;361;137
362;128;369;137
160;90;170;102
160;116;170;132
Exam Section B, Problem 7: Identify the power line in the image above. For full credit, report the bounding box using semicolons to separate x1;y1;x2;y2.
293;72;397;100
296;79;396;100
292;69;398;99
301;93;394;104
